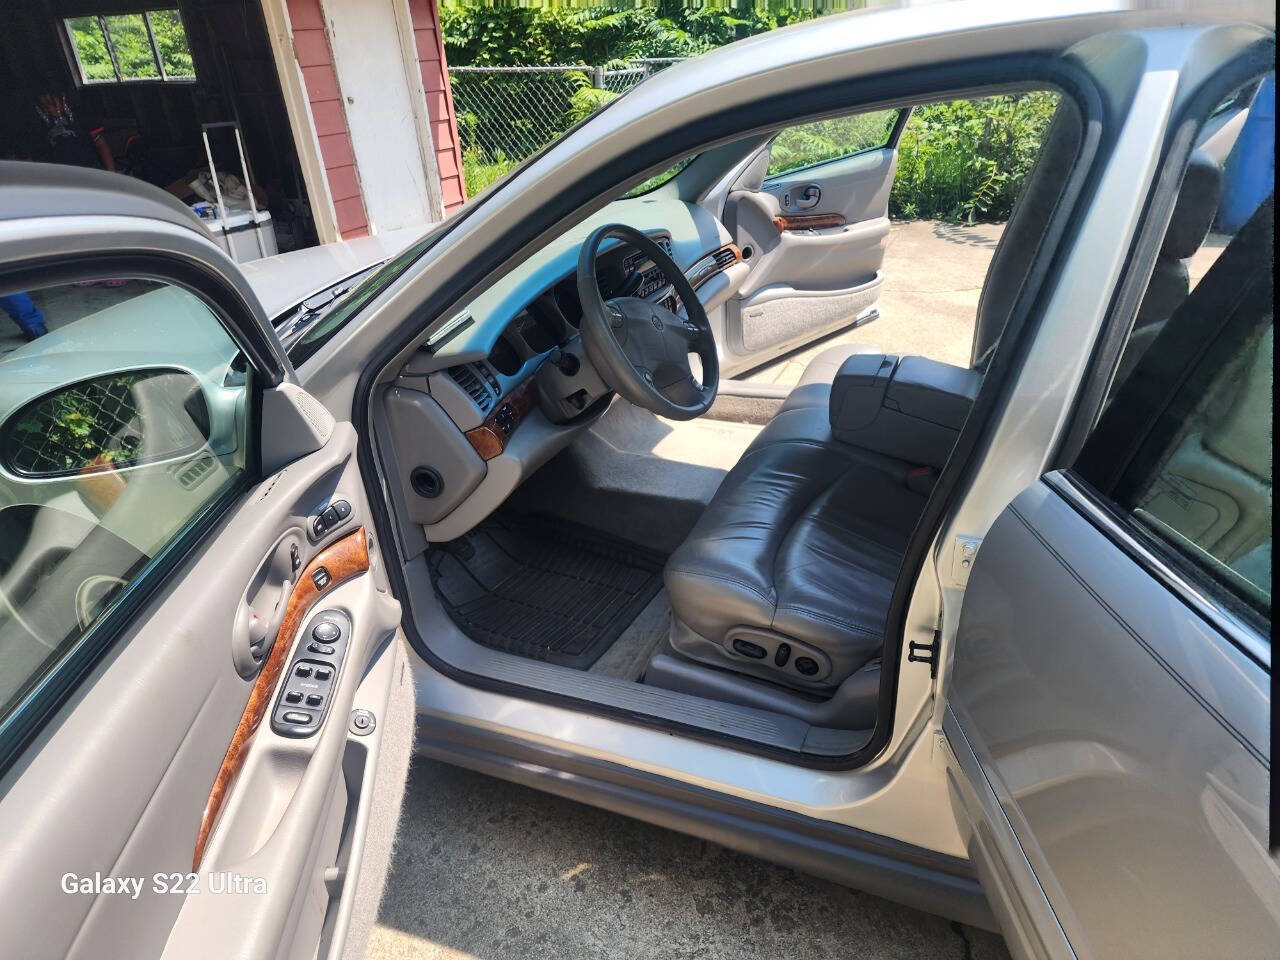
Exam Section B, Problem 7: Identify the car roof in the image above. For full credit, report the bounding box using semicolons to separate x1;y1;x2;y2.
0;161;210;239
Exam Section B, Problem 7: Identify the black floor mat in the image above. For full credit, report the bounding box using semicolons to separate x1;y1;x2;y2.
428;512;665;669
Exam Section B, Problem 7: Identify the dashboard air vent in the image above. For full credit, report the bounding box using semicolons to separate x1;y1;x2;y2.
657;237;672;256
713;247;737;269
448;364;494;414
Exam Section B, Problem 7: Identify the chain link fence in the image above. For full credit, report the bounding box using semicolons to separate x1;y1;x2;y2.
449;60;682;194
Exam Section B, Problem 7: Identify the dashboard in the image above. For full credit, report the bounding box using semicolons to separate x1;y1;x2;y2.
383;195;748;543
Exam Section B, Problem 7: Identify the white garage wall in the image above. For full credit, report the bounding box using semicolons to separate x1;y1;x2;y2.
321;0;436;233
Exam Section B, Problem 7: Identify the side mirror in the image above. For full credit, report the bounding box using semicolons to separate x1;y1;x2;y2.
1;368;211;479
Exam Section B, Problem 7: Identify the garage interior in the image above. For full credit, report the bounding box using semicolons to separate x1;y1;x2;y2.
0;0;319;257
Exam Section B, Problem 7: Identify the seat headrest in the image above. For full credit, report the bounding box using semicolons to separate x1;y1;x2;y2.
1161;150;1221;260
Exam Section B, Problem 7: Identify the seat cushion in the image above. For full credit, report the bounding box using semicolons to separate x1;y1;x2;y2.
663;344;925;690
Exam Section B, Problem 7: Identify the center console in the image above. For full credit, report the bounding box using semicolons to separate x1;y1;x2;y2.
828;353;981;468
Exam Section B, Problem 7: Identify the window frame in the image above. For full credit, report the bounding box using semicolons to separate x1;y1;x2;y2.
0;253;273;775
763;106;910;182
1050;50;1275;667
1067;252;1273;636
62;9;197;86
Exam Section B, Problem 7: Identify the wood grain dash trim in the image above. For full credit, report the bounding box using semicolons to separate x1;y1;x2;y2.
772;213;845;232
688;243;743;291
463;376;538;461
193;527;369;871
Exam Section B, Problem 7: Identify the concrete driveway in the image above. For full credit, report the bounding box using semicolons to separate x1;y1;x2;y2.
750;217;1228;387
367;760;1010;960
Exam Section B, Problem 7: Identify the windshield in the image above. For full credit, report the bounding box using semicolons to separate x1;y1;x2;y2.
286;223;449;366
285;77;652;367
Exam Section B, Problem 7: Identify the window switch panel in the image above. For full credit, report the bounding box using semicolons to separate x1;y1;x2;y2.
271;610;351;738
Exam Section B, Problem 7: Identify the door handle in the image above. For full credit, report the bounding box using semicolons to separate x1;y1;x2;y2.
793;184;821;210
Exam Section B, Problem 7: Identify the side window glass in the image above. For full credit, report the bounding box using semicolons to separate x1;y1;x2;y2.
1077;76;1274;618
1125;323;1272;609
0;277;249;723
766;108;900;178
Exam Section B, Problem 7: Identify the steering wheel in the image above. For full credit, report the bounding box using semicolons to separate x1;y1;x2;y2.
577;224;719;420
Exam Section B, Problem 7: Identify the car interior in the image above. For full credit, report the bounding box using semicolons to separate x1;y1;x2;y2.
364;82;1251;761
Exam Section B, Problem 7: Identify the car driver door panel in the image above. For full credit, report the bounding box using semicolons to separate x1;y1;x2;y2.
945;480;1273;960
0;178;411;960
0;420;411;960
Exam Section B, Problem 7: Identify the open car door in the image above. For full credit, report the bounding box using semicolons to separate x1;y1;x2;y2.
943;193;1275;959
718;108;907;374
0;165;412;960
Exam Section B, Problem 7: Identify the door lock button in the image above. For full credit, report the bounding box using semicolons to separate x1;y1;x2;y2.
308;642;335;655
350;709;375;735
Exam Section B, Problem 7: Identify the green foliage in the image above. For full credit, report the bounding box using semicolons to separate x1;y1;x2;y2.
890;92;1059;223
9;375;145;475
103;14;158;79
439;1;821;66
66;10;194;82
443;3;1059;222
568;83;617;123
767;109;898;177
150;10;196;77
67;17;115;81
462;146;517;197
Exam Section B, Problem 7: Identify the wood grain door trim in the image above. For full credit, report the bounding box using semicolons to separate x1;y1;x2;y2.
772;213;846;232
193;527;370;870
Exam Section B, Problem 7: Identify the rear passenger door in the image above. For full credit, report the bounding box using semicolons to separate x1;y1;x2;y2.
0;180;408;960
720;109;907;373
944;171;1274;958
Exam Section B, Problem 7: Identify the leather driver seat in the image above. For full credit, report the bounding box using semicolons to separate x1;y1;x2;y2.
663;343;926;692
662;98;1089;698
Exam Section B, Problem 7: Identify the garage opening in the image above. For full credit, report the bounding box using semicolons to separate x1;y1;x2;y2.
0;1;320;258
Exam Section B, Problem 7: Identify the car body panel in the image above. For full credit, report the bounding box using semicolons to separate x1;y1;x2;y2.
0;4;1273;957
947;481;1274;960
339;14;1194;837
239;225;431;319
344;11;1272;952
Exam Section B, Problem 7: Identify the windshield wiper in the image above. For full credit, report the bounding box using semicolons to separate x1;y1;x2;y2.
274;266;380;349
